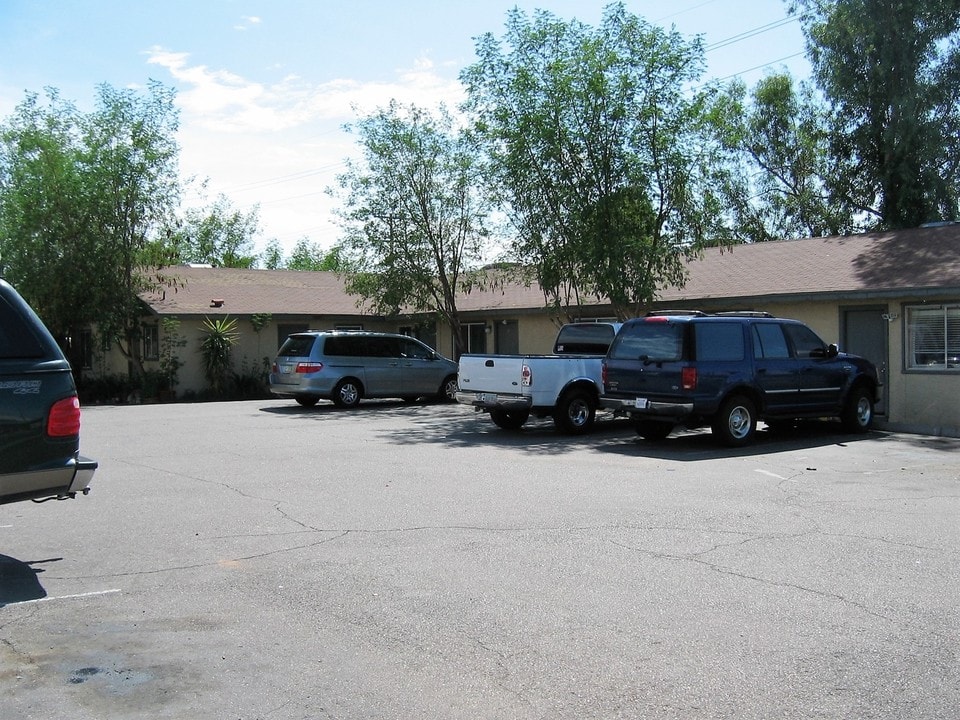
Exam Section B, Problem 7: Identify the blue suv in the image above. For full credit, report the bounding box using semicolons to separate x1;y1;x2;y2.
600;312;881;446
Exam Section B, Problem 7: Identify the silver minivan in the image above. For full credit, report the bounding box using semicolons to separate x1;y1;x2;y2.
269;331;459;408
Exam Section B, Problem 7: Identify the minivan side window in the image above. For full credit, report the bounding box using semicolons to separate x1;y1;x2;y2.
784;323;826;358
752;323;791;359
695;322;745;361
364;336;399;358
400;338;432;359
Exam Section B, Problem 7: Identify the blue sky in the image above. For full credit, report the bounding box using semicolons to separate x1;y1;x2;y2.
0;1;810;257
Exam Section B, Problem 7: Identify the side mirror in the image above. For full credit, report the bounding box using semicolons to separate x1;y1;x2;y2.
810;343;839;359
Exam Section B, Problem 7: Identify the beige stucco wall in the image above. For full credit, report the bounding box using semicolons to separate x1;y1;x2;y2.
90;296;960;437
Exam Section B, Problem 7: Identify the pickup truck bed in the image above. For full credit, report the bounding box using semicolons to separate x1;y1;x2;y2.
455;322;620;433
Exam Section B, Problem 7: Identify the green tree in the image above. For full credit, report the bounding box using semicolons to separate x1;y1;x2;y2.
332;102;491;356
461;3;731;319
285;237;348;271
261;239;285;269
167;192;260;268
791;0;960;228
715;73;856;240
0;82;181;374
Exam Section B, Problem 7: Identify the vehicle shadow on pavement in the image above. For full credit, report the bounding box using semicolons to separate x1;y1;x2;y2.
259;400;896;459
0;554;50;606
596;423;889;461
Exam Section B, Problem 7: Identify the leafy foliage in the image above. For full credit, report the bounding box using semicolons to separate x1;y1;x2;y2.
714;73;858;240
0;82;181;371
461;3;732;319
791;0;960;228
333;102;491;355
199;316;239;395
165;192;260;267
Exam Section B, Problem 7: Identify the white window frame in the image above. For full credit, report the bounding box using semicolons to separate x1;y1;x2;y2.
905;303;960;372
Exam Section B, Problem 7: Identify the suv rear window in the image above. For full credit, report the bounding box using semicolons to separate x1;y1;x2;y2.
0;295;45;359
277;335;317;358
609;321;684;362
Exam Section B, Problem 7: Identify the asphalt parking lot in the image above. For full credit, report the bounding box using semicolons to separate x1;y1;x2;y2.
1;399;958;720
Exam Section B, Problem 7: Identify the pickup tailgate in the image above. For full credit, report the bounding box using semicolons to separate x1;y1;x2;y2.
457;354;527;396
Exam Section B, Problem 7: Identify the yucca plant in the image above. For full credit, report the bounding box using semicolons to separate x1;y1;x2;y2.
200;316;239;395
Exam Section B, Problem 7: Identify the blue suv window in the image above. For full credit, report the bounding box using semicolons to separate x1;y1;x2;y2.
784;323;826;358
753;323;790;359
609;322;683;361
695;323;744;361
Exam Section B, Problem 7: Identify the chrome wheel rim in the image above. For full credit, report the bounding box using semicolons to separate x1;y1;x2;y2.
569;399;590;427
728;405;752;440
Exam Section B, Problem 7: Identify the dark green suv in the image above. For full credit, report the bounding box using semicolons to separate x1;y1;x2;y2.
0;278;96;505
601;312;881;447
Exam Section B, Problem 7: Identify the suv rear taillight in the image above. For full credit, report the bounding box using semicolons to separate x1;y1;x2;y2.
296;362;324;374
47;396;81;437
681;366;697;391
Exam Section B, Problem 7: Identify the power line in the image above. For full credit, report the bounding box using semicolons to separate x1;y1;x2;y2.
705;17;799;52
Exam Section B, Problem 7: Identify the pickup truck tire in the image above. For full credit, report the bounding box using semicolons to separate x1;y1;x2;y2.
295;395;319;407
553;389;596;434
635;419;673;441
332;379;362;409
712;394;757;447
841;385;874;433
490;408;530;430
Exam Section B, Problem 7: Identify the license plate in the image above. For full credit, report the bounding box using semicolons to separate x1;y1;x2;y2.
477;393;497;404
634;397;649;409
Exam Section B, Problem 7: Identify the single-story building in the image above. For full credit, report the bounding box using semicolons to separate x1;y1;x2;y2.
87;225;960;436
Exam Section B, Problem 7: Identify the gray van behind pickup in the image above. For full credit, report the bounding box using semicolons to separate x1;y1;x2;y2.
269;331;459;408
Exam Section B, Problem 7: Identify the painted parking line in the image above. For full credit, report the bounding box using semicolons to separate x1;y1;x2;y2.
12;588;122;606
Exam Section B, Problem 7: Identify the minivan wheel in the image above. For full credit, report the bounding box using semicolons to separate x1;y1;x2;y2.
438;375;459;402
713;395;757;447
332;379;362;409
295;395;319;407
553;389;595;434
841;386;873;433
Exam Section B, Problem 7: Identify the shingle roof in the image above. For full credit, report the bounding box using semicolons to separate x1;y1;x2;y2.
143;266;372;316
663;225;960;302
141;226;960;317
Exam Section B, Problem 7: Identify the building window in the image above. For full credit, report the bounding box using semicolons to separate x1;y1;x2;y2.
906;304;960;371
464;323;487;353
142;324;159;361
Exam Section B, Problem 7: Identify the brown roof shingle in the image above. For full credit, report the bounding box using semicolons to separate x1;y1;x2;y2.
141;226;960;317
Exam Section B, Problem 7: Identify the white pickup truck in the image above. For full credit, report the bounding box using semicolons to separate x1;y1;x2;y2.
455;322;621;433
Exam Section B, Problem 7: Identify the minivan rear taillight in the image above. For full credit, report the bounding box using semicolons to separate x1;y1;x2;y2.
47;396;81;437
681;366;697;391
296;362;324;374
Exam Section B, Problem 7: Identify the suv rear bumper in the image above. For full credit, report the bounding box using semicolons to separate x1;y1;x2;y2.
600;396;694;417
69;456;97;496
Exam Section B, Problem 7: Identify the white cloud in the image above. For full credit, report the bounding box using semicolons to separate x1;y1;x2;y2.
142;46;466;253
234;15;261;31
